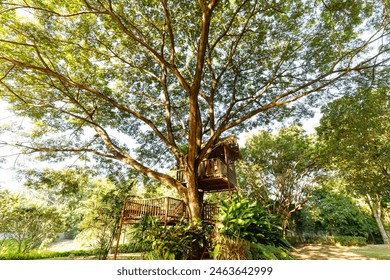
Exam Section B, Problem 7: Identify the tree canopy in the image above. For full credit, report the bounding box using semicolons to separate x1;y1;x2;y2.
238;125;320;236
317;89;389;194
0;0;389;219
0;189;64;253
317;88;390;243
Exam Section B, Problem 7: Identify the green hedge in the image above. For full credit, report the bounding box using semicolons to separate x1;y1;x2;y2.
0;250;96;260
288;235;367;247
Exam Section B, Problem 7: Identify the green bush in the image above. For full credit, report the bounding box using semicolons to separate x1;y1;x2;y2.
211;236;250;260
0;239;17;254
128;215;211;260
212;195;292;260
287;235;367;246
112;243;138;254
217;195;289;247
292;189;381;242
211;237;293;260
334;236;367;246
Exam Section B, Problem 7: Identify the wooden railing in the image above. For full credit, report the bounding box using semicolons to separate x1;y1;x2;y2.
122;197;188;224
176;158;237;187
203;203;220;222
121;197;220;224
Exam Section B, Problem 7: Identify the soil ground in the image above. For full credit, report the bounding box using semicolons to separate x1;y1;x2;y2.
290;244;390;260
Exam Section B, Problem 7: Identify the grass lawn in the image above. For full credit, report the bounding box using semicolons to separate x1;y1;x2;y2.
349;245;390;260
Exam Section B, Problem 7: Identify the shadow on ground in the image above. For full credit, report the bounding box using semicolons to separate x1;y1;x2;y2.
290;245;386;260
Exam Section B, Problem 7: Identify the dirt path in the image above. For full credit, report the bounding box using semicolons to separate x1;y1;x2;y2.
290;245;376;260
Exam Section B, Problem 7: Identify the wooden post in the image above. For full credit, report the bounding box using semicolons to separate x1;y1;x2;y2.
114;201;127;260
224;144;232;198
164;197;169;226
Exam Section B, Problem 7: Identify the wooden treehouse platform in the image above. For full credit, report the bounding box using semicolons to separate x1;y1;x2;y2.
120;197;220;225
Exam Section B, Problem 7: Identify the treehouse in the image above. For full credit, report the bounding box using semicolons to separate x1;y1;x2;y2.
113;197;219;259
176;135;241;192
114;136;240;259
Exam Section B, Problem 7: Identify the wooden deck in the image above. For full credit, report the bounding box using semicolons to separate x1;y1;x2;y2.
120;197;219;225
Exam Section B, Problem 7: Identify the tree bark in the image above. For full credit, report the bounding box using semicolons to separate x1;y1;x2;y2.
184;167;202;221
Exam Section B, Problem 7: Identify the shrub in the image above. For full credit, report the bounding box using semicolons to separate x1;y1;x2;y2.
212;195;292;260
212;237;250;260
287;235;367;246
217;195;289;247
292;189;381;242
334;236;367;246
113;243;138;254
247;243;293;260
212;237;293;260
128;215;211;260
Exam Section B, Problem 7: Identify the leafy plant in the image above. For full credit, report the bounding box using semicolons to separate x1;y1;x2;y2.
75;177;135;259
247;243;293;260
293;188;381;242
212;195;291;260
129;216;211;260
217;195;288;247
211;236;250;260
129;214;157;255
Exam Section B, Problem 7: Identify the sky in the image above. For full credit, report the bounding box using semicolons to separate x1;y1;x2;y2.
0;101;24;190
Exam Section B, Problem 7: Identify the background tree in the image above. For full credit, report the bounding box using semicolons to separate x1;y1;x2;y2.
238;125;320;236
317;88;390;243
22;167;136;258
76;177;135;259
293;187;381;241
22;166;137;236
22;167;92;237
0;0;388;221
0;189;64;253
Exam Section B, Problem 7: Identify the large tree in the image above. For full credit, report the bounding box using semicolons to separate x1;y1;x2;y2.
317;88;390;243
238;125;320;236
0;0;388;220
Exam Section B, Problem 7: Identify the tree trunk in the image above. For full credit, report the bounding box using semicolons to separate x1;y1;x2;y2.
366;194;389;244
184;168;202;221
372;209;389;244
282;218;288;239
179;168;204;259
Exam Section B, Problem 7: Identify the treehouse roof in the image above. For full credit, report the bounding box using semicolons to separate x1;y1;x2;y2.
208;135;241;161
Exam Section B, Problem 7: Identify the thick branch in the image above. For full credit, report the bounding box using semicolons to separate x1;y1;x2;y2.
0;56;182;156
